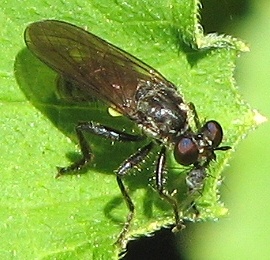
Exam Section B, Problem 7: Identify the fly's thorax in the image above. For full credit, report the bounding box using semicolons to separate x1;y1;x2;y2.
134;80;189;142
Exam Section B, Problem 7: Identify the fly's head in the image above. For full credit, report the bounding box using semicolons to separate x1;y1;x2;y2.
173;120;231;167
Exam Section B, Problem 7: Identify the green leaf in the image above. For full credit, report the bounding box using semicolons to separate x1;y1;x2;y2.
0;0;261;259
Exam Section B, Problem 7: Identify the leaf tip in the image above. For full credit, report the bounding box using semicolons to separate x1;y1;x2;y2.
252;109;267;126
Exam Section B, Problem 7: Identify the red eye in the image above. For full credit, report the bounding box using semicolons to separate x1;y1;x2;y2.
174;137;199;166
201;120;223;148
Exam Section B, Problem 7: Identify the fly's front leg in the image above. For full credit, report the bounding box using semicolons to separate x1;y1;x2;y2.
188;102;201;130
115;142;154;246
155;146;184;232
57;121;145;178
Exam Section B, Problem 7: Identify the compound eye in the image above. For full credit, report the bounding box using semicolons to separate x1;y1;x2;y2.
174;137;199;166
202;120;223;148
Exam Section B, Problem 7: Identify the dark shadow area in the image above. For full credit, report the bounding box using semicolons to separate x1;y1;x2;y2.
120;223;197;260
14;48;144;173
200;0;251;33
170;25;211;66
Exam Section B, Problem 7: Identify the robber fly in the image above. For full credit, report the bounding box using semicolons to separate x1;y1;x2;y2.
24;20;231;246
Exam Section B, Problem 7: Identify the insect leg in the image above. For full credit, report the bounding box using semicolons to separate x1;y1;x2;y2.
188;102;201;130
115;142;154;246
155;146;184;232
57;121;145;177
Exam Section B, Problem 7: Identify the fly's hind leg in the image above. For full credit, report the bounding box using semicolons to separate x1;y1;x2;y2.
115;142;154;247
56;121;145;178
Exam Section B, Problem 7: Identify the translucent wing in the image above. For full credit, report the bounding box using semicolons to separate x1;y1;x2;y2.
24;20;174;116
